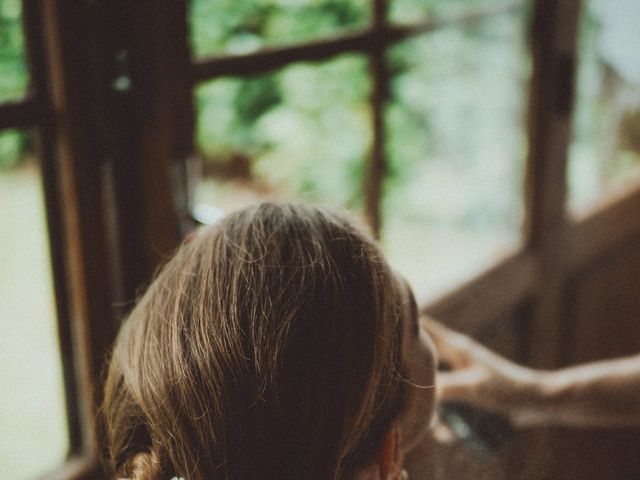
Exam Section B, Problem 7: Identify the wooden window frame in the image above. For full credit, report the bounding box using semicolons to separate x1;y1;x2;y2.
3;1;189;479
1;3;100;479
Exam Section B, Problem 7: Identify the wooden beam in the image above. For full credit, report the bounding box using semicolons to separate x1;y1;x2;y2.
0;97;42;130
523;0;581;369
37;0;188;463
424;251;539;333
516;1;581;477
567;183;640;271
22;0;86;455
102;0;187;305
41;0;120;461
191;29;379;80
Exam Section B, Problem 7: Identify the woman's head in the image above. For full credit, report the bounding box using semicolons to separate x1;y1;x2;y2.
101;203;435;480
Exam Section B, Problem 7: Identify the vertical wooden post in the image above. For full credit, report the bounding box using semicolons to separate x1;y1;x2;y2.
41;0;119;459
517;1;581;478
38;0;190;463
365;0;390;236
524;0;581;369
22;0;85;455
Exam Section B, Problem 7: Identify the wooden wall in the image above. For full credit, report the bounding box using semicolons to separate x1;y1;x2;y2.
550;234;640;479
408;232;640;479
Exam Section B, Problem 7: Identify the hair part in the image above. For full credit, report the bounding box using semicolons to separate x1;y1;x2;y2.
100;203;405;480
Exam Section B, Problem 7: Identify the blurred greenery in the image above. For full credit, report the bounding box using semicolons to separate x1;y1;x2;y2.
190;0;369;58
195;54;371;210
382;10;531;299
389;0;508;25
385;13;530;229
191;1;530;223
0;0;27;102
568;0;640;212
0;129;26;168
189;2;534;298
0;0;28;169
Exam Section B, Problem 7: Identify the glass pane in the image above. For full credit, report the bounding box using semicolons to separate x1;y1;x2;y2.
189;0;371;59
383;8;532;303
567;0;640;214
0;130;68;478
194;54;371;220
389;0;522;26
0;0;29;103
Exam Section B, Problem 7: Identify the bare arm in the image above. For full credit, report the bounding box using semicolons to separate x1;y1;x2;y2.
424;318;640;428
535;355;640;427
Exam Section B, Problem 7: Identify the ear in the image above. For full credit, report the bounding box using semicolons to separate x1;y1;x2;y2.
376;427;398;480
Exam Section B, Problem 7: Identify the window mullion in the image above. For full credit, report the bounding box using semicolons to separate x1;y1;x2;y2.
191;29;377;81
365;0;389;236
21;0;86;456
0;97;41;129
524;0;581;367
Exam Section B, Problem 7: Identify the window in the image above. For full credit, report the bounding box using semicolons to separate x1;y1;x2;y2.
568;0;640;215
189;0;533;303
0;2;68;476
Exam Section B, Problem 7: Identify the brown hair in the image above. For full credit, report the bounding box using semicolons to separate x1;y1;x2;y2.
100;203;405;480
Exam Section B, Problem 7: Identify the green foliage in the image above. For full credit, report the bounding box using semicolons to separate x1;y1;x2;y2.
0;130;26;168
190;0;369;58
0;0;28;104
568;0;640;209
191;1;536;226
190;0;374;207
389;0;506;25
384;12;530;229
196;54;371;208
0;0;29;169
234;76;282;136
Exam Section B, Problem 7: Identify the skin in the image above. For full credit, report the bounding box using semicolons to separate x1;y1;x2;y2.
359;275;437;480
396;276;438;453
425;319;640;428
